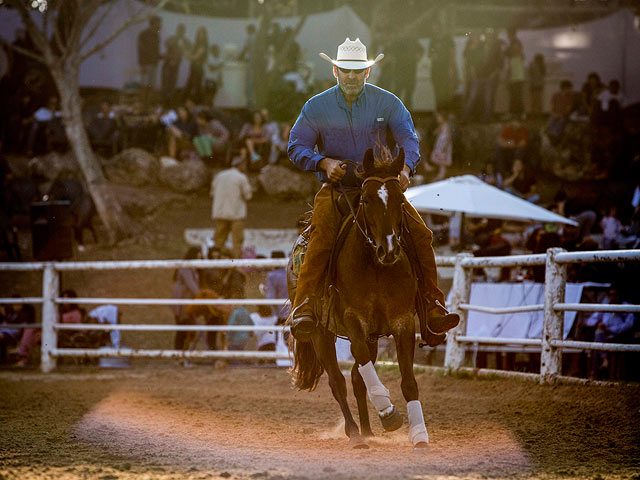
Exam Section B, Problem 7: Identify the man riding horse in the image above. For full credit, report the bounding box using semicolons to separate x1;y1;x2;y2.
288;37;459;344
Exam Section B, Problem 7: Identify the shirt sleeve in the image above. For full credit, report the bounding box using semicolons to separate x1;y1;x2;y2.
388;99;420;174
288;101;326;172
241;175;253;201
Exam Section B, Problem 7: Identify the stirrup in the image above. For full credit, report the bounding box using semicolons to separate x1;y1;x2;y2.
290;299;316;342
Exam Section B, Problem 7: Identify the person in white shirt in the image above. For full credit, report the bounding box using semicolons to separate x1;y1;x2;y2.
210;156;253;258
250;305;278;354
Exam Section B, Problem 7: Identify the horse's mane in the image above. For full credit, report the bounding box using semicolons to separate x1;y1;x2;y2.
355;141;398;179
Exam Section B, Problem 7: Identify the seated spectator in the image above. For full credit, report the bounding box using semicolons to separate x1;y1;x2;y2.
192;110;230;164
494;115;528;176
87;101;120;155
268;121;292;166
167;106;198;159
250;304;278;361
546;80;577;145
119;100;163;152
600;205;623;250
57;289;90;349
585;286;637;379
503;159;539;203
264;250;289;323
472;221;512;282
477;161;503;188
238;110;271;171
226;306;253;352
87;304;121;349
1;298;36;366
26;96;61;156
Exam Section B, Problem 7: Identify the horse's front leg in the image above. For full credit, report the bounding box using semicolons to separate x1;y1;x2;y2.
348;318;403;433
350;339;378;437
394;318;429;451
312;329;367;449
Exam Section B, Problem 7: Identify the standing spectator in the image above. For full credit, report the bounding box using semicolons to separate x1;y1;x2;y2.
241;24;258;110
137;16;162;93
427;111;453;181
161;24;188;98
528;54;546;115
430;23;458;112
205;44;223;106
393;37;423;110
600;205;623;250
478;161;503;188
580;72;603;117
506;29;525;115
26;96;60;156
462;32;483;109
546;80;576;145
184;27;208;104
482;28;505;121
210;156;253;258
170;247;201;365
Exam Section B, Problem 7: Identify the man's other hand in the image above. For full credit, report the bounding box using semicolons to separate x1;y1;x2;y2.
320;157;347;183
399;166;411;192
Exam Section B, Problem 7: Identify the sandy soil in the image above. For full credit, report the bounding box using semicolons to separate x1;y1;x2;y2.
1;366;639;480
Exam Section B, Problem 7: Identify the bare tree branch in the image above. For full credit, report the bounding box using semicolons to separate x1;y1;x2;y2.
0;36;46;64
81;0;117;46
79;0;168;62
6;0;52;59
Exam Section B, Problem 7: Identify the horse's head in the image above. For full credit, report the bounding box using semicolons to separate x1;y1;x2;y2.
359;146;406;265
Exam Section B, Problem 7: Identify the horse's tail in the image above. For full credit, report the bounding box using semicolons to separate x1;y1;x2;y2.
288;332;324;391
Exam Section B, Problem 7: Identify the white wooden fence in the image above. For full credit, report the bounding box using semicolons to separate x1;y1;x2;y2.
1;249;639;382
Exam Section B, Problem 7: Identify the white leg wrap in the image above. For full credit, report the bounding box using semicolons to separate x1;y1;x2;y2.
358;361;393;414
407;400;429;446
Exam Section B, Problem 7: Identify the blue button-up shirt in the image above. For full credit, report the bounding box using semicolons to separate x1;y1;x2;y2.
288;84;420;186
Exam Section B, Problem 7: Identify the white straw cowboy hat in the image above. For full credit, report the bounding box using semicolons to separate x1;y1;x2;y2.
319;37;384;70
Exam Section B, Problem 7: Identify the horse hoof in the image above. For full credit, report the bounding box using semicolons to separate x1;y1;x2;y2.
380;407;403;432
413;442;429;453
349;435;369;449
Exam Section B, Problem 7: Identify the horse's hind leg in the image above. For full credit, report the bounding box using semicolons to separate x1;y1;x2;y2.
313;330;367;449
394;320;429;450
351;339;378;437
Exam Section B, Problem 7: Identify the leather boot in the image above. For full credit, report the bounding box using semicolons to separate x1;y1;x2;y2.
426;299;460;335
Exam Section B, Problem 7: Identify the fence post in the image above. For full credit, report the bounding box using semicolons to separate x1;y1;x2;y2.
444;253;473;371
41;263;59;373
541;247;566;382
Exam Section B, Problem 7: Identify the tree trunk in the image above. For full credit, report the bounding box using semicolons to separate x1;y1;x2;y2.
52;60;135;244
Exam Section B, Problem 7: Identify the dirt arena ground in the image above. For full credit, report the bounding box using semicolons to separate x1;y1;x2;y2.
1;366;639;480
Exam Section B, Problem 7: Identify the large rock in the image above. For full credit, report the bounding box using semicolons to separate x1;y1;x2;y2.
257;164;321;200
158;156;209;192
104;148;159;186
28;151;79;182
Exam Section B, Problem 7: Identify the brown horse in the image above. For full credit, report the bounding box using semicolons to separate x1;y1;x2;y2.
288;147;430;451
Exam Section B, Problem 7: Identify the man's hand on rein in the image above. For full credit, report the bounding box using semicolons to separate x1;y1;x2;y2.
320;157;347;183
399;166;411;192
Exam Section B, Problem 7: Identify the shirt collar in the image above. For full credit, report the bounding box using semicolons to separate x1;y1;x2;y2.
334;84;367;110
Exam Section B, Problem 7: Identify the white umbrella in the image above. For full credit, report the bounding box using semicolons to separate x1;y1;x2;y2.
405;175;578;225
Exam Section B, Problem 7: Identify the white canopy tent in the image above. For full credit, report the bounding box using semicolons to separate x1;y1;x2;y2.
405;175;578;225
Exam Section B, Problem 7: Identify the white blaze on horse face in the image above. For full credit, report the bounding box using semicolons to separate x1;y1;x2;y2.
377;184;388;208
386;234;394;253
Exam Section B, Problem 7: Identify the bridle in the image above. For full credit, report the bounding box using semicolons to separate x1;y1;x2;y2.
338;175;405;252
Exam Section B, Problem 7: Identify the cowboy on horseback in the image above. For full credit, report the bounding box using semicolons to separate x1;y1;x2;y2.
288;37;459;345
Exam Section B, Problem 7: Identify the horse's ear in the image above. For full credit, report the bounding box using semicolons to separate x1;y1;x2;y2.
363;148;375;174
392;147;405;175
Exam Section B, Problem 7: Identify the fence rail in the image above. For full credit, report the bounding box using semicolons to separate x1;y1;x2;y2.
1;249;639;381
